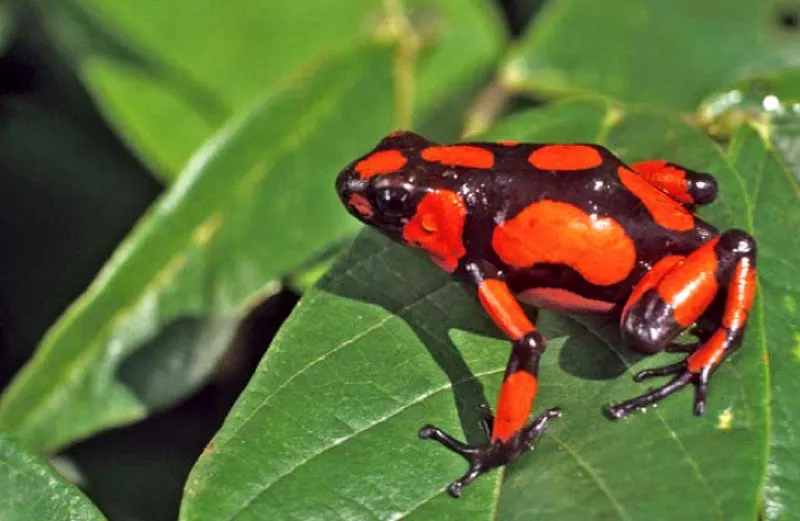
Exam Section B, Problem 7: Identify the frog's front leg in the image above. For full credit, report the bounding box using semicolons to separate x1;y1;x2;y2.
608;230;757;418
419;260;561;498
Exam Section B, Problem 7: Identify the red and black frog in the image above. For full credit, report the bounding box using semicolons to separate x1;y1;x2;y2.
334;130;757;498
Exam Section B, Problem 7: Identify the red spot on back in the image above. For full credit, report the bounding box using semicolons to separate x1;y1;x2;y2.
632;160;692;204
492;200;636;286
657;238;720;327
618;166;694;231
347;194;374;219
421;145;494;169
402;190;467;273
354;150;407;179
478;279;535;340
492;371;538;443
528;145;603;171
518;287;615;314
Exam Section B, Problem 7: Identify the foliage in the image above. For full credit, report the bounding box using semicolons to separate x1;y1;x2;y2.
0;0;798;519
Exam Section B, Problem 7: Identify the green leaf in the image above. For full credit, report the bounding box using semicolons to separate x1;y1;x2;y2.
502;0;800;111
724;125;800;520
41;0;503;181
181;99;780;519
0;430;105;520
0;45;396;452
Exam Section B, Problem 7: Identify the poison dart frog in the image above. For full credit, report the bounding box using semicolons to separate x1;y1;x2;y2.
334;131;757;498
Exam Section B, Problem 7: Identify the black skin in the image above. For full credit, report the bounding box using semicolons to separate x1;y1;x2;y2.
335;131;756;497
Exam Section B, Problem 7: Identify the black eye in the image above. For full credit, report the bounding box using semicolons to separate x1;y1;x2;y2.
375;188;410;216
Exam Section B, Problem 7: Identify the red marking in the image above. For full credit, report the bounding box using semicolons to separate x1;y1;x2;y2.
657;238;720;328
621;255;685;321
492;200;636;286
518;287;615;314
632;160;692;204
722;259;757;329
498;141;519;146
402;190;467;273
421;145;495;169
388;130;408;137
491;371;538;443
354;150;407;179
618;166;694;231
347;194;373;219
528;145;603;171
478;279;536;340
687;329;728;373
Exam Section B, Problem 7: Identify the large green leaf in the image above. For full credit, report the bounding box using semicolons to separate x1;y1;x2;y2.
501;0;800;111
724;125;800;519
697;87;800;518
0;430;105;520
0;45;397;452
40;0;503;181
1;0;504;454
181;98;788;519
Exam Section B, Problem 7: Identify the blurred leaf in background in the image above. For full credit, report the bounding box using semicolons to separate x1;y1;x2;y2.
0;0;505;454
40;0;503;181
502;0;800;111
700;68;800;180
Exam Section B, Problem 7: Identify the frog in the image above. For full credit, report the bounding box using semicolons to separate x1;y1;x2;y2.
334;130;757;498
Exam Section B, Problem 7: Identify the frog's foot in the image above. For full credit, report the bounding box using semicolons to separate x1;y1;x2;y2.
605;361;710;419
419;407;561;498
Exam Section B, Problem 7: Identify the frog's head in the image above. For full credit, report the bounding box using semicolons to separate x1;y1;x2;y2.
335;130;433;241
335;131;469;272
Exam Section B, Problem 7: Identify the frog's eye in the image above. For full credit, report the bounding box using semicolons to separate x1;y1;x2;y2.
375;188;411;217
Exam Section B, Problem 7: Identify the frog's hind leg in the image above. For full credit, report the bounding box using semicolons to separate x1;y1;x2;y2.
418;261;561;498
632;160;718;208
609;230;757;418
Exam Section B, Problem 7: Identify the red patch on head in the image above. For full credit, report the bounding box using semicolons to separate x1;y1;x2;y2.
618;166;694;231
492;200;636;286
402;190;467;273
518;287;615;314
491;371;538;443
657;238;720;327
498;140;519;146
722;259;757;330
631;160;692;204
478;279;536;340
421;145;494;169
354;150;407;179
528;144;603;171
347;193;374;219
